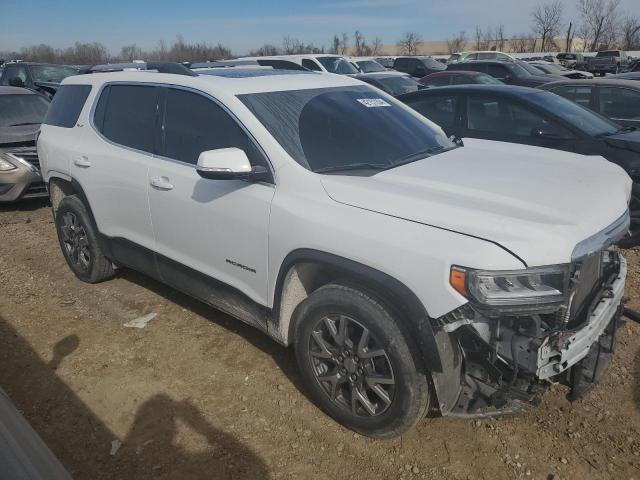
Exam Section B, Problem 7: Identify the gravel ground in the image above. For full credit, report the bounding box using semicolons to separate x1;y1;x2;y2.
1;199;639;480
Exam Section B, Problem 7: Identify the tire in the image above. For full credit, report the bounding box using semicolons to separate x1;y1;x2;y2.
55;195;114;283
293;283;431;438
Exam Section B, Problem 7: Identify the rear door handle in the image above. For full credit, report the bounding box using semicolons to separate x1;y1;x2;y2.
73;156;91;168
150;176;174;191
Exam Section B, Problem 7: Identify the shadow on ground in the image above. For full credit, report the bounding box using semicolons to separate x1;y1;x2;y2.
0;315;270;480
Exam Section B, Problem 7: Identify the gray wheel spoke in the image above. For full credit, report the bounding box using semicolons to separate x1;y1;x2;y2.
369;383;392;406
351;384;377;416
359;348;386;359
311;331;337;359
317;372;347;399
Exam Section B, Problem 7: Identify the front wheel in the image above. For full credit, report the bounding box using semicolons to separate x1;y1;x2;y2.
294;283;431;437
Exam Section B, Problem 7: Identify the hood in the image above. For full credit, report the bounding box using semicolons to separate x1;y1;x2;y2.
320;139;631;267
524;74;565;85
0;124;40;146
603;130;640;155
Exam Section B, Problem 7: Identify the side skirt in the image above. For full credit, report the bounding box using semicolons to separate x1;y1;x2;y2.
99;235;272;336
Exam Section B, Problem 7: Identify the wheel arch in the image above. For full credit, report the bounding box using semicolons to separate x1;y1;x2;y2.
272;249;445;369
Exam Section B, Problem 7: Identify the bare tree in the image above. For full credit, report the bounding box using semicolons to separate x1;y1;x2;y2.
577;0;621;51
282;35;295;55
120;44;142;62
446;31;467;54
354;30;370;56
621;15;640;50
564;21;575;51
496;25;506;51
339;32;349;55
330;34;342;54
371;37;383;56
531;1;563;52
474;26;483;50
250;44;280;56
397;32;422;55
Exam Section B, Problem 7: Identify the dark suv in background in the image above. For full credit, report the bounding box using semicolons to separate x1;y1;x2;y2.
448;60;556;87
0;62;79;98
393;56;446;78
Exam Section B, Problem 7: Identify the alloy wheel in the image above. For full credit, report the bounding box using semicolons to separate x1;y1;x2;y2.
308;314;395;417
60;212;91;271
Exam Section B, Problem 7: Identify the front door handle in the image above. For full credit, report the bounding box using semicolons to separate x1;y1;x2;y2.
73;156;91;168
150;176;174;191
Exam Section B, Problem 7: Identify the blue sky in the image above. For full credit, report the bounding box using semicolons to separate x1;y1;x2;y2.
2;0;640;54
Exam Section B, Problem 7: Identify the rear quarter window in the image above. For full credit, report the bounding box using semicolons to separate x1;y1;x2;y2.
43;84;92;128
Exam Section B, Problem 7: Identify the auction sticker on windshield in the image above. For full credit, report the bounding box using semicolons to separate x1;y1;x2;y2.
357;98;391;108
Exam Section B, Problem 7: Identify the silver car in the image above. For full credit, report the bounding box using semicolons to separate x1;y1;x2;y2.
0;86;49;202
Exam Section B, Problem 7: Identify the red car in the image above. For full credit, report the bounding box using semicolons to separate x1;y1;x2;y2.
419;70;503;87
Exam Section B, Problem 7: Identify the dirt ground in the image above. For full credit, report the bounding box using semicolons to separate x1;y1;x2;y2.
1;199;639;480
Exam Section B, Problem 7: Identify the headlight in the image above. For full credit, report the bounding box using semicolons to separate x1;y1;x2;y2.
0;154;17;171
450;264;569;310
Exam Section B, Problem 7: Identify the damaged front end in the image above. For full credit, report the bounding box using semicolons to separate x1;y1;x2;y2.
434;214;629;418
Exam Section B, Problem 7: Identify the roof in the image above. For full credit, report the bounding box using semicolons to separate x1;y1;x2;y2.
426;70;483;77
540;78;640;89
197;68;315;78
238;54;345;62
353;72;410;80
398;84;544;99
0;86;38;95
63;68;362;96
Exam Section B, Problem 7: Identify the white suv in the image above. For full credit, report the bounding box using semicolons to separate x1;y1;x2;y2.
38;64;631;437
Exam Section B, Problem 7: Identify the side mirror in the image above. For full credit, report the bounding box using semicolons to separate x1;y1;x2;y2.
9;77;25;88
196;147;269;182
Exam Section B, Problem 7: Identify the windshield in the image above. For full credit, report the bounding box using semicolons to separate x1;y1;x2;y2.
0;94;49;127
518;61;545;75
317;57;359;75
597;51;619;57
421;58;446;71
238;86;455;172
30;65;78;83
357;60;386;73
476;74;503;84
531;92;619;136
560;54;576;60
378;76;421;96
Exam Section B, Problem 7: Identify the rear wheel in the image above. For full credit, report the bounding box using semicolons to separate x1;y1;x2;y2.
55;195;114;283
294;283;430;437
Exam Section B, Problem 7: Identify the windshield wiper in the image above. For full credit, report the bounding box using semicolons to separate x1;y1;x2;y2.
8;122;40;126
388;145;458;169
315;163;387;173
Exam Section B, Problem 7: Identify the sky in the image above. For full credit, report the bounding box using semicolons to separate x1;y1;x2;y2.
2;0;640;54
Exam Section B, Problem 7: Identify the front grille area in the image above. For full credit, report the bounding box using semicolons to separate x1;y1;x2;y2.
5;147;40;171
24;182;47;197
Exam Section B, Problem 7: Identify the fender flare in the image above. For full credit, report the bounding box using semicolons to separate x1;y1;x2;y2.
273;249;463;413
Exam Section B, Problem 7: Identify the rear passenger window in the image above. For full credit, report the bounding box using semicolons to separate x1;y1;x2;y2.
552;86;592;109
487;64;508;79
162;88;264;166
408;95;458;130
43;85;91;128
302;59;322;71
599;87;640;120
426;76;451;87
94;85;159;153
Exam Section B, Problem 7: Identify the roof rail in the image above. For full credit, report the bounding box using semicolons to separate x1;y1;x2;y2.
79;62;197;77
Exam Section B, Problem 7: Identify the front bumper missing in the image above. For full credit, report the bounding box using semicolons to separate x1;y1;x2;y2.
537;256;626;380
439;252;626;418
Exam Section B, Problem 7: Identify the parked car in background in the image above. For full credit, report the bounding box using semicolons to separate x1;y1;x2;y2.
38;65;631;437
349;57;387;73
393;56;446;77
449;51;515;63
516;60;565;80
529;61;594;79
419;70;503;87
557;52;588;70
374;57;395;68
607;71;640;81
191;59;308;71
541;79;640;128
447;61;557;87
237;54;359;75
0;86;49;202
354;72;423;96
0;62;79;97
399;84;640;242
621;58;640;72
587;50;631;75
